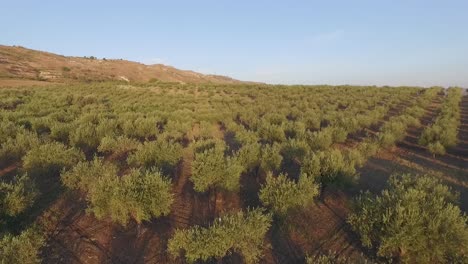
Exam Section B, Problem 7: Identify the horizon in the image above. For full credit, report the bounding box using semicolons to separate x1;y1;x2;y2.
2;1;468;87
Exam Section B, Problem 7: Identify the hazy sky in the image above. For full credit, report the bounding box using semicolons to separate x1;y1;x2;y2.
2;1;468;87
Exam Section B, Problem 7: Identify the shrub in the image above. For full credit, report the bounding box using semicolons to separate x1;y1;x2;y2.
284;121;306;140
427;141;446;156
88;168;173;225
0;130;40;167
49;122;73;143
304;149;356;186
236;143;261;171
378;131;397;148
121;117;161;139
30;117;52;135
0;227;45;264
70;118;119;151
280;139;309;165
22;142;84;178
304;114;321;131
259;143;283;173
259;173;319;215
61;158;118;192
258;122;286;143
162;120;191;141
330;126;348;143
69;122;102;151
306;252;371;264
348;174;468;263
419;87;462;154
357;140;379;160
0;174;38;216
127;139;182;173
307;129;333;150
191;144;244;192
0;120;19;145
98;135;140;156
168;209;272;263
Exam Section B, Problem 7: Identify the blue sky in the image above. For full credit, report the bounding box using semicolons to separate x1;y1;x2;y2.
2;1;468;86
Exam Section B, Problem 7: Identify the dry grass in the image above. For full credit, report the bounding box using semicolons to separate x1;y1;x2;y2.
0;45;245;84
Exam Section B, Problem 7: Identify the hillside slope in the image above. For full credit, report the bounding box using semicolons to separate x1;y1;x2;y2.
0;45;242;84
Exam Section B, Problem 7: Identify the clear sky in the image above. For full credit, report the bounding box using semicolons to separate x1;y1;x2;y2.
2;1;468;87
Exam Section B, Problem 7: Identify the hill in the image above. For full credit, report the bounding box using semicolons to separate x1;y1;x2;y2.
0;45;243;84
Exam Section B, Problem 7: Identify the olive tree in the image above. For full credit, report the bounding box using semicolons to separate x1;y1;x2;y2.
0;174;38;216
348;174;468;263
191;144;244;193
259;172;319;215
61;158;118;192
87;168;173;226
301;149;356;186
168;209;272;263
97;135;140;156
0;130;40;168
127;139;182;173
22;142;84;178
259;143;283;173
0;227;45;264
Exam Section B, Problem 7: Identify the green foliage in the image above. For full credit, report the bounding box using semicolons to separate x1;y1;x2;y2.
0;130;40;167
0;174;38;216
162;120;191;141
427;141;446;156
284;121;306;140
306;252;372;264
22;142;84;178
70;117;119;151
302;149;356;186
49;122;72;143
419;87;462;154
30;117;52;135
61;158;118;192
127;139;182;171
236;142;261;171
0;82;431;262
258;121;286;143
191;143;244;192
259;143;283;173
357;140;380;160
304;114;321;131
348;174;468;263
168;209;272;263
259;173;319;215
379;120;406;146
121;117;161;139
0;120;19;145
98;135;140;156
0;227;45;264
307;129;333;150
280;139;309;165
330;126;348;143
88;168;173;225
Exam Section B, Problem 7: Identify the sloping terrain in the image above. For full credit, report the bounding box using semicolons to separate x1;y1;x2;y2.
0;45;243;84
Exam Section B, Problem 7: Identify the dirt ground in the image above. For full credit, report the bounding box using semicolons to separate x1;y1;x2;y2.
358;93;468;210
33;93;468;263
0;78;59;87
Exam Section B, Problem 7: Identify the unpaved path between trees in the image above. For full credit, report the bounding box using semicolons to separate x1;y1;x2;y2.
448;94;468;159
169;148;195;229
283;92;446;262
358;92;468;212
0;162;18;177
357;92;444;192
